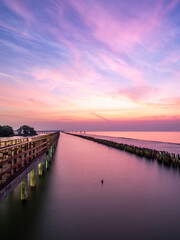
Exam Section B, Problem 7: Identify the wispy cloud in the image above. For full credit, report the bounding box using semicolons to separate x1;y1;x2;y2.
0;0;180;130
91;112;111;122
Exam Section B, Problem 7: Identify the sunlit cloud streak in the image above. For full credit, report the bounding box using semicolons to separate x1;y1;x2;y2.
0;0;180;130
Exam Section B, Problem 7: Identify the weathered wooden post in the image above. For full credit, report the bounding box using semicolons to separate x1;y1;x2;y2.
17;145;22;172
50;146;53;158
30;168;37;187
46;155;49;169
7;148;12;179
0;151;3;185
38;162;43;176
42;159;46;173
21;175;28;200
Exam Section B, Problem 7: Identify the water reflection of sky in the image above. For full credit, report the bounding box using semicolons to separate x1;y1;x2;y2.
85;132;180;154
1;133;180;240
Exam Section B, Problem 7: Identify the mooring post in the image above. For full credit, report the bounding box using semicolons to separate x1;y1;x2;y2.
21;175;28;201
30;168;37;187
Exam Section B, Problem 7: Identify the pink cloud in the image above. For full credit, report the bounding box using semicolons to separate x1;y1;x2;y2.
68;0;162;52
0;0;179;130
165;0;180;13
91;112;111;122
98;52;145;85
67;0;179;54
3;0;33;26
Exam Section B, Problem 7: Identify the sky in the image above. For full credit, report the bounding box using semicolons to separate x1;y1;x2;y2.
0;0;180;131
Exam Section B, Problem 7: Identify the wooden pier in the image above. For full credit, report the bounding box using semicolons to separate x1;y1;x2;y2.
0;132;59;202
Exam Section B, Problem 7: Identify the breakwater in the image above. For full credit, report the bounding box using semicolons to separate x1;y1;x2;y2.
66;133;180;167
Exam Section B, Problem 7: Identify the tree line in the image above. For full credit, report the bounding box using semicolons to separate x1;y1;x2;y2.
0;125;37;137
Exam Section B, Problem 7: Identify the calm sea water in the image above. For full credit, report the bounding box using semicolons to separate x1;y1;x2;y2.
85;131;180;154
1;133;180;240
87;131;180;144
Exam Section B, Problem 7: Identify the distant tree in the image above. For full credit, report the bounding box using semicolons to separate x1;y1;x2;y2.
0;125;14;137
17;125;37;136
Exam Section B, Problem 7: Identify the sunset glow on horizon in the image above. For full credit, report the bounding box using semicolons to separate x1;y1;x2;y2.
0;0;180;130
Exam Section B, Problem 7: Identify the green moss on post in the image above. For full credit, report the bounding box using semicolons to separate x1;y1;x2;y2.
30;168;36;187
50;147;53;158
21;176;28;201
46;156;49;169
38;162;43;176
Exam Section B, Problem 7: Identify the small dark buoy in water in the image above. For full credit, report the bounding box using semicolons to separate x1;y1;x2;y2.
101;179;104;184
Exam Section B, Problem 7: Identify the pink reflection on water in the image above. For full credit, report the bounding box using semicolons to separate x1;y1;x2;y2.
1;133;180;239
54;133;179;206
87;131;180;144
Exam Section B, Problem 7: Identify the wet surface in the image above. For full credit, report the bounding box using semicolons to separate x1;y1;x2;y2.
1;133;180;240
84;132;180;154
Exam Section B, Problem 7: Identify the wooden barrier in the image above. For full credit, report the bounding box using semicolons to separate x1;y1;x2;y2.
0;132;59;187
0;138;28;148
